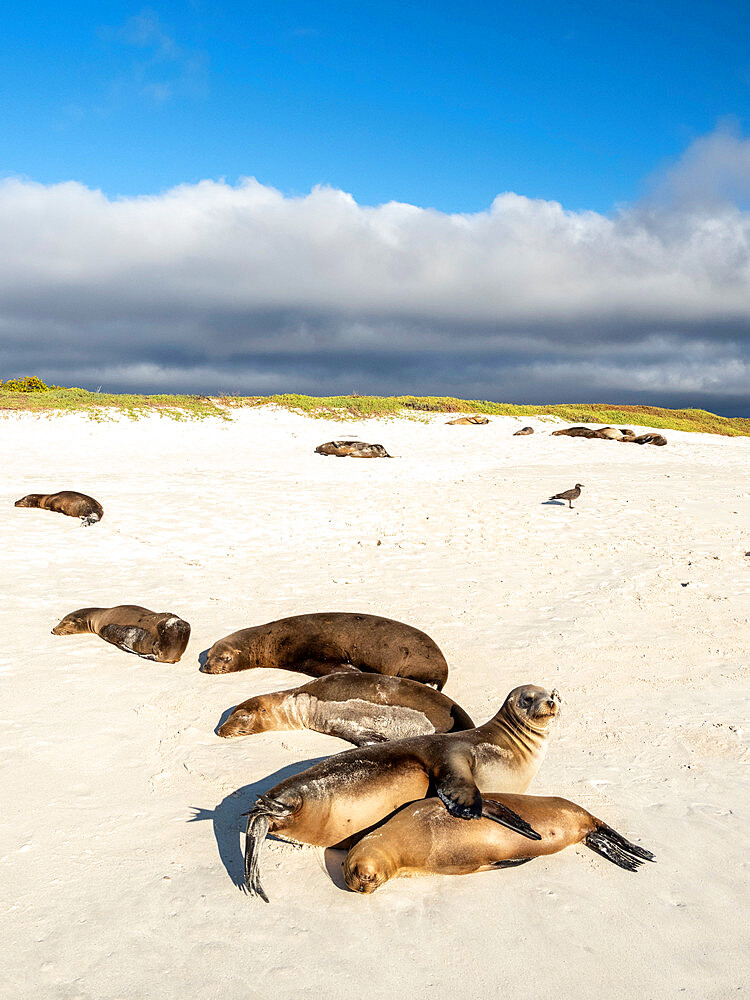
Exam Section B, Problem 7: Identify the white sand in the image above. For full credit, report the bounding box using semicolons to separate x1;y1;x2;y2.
2;408;748;1000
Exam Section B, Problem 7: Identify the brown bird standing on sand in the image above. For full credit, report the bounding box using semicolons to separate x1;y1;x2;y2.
549;483;584;508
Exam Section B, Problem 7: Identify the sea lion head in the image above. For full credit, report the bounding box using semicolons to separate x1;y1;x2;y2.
218;697;276;737
343;845;396;894
51;609;93;635
502;685;561;734
14;494;42;508
204;636;244;673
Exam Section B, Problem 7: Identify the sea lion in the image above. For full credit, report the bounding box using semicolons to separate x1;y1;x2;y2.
551;426;599;438
243;684;560;900
595;426;624;440
15;491;103;526
631;433;667;446
204;612;449;690
218;673;475;746
315;441;390;458
52;605;191;663
513;426;534;436
344;792;655;893
445;416;490;425
549;483;584;508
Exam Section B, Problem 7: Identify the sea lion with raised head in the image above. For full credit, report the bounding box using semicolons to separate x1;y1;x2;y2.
513;426;534;436
344;792;655;893
218;673;475;746
243;684;560;900
15;490;103;526
315;441;390;458
204;612;449;690
52;605;191;663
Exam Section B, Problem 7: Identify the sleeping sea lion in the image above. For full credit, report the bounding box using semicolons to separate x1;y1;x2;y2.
15;491;103;526
315;441;390;458
52;605;191;663
243;684;560;900
344;792;655;893
218;673;475;745
204;612;449;690
513;426;534;436
445;416;489;425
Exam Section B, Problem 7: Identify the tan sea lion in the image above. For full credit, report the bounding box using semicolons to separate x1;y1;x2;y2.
631;433;667;446
15;490;103;526
445;416;490;425
344;792;655;893
595;426;624;439
513;426;534;435
218;673;475;746
243;684;560;900
551;426;599;438
204;612;449;689
52;605;191;663
315;441;390;458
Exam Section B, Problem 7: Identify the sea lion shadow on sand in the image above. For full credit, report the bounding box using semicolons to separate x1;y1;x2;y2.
197;649;210;669
214;706;236;734
323;848;349;890
188;757;329;890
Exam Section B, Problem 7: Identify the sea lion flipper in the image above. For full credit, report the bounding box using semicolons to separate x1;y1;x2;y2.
584;823;655;872
244;812;271;901
480;799;542;841
432;751;483;819
490;857;534;869
323;723;389;746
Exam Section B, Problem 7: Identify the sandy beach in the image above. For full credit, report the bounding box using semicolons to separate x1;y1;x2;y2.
2;407;748;1000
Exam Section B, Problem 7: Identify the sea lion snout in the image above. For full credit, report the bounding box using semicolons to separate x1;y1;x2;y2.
343;855;389;893
218;708;254;737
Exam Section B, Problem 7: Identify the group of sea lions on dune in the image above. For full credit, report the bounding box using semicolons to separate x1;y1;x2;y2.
15;441;655;902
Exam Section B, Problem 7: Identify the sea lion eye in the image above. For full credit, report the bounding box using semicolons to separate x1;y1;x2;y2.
520;695;533;709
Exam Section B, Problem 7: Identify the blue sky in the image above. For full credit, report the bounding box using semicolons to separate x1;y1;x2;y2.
4;0;749;212
1;2;750;412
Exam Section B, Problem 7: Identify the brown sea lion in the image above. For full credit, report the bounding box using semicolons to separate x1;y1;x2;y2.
551;426;599;438
513;426;534;435
204;612;449;690
218;673;475;746
344;792;655;893
445;416;490;425
15;490;103;526
243;684;560;900
595;426;624;440
631;433;667;446
315;441;390;458
52;605;191;663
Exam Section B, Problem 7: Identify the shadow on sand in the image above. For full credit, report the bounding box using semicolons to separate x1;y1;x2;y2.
189;756;330;890
541;499;566;506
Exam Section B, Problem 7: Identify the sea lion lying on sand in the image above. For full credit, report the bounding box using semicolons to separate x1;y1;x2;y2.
315;441;390;458
204;612;449;689
243;685;560;900
15;490;103;526
344;792;655;893
513;426;534;435
218;673;475;745
52;605;191;662
445;416;490;425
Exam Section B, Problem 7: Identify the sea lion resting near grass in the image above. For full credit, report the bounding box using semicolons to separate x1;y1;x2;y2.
218;673;475;746
15;491;103;526
244;685;560;900
315;441;390;458
344;792;655;893
446;416;489;425
204;612;449;690
52;605;191;663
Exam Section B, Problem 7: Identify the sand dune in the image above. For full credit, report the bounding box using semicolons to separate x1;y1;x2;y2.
1;408;748;1000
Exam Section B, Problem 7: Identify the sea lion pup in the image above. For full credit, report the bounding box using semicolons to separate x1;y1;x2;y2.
218;673;475;746
52;605;191;663
513;426;534;436
15;491;103;526
204;612;449;690
315;441;391;458
344;792;655;893
243;685;560;901
445;416;489;425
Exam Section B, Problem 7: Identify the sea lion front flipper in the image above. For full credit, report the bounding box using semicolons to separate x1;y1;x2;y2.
480;799;542;841
432;751;483;819
98;624;154;657
490;857;534;869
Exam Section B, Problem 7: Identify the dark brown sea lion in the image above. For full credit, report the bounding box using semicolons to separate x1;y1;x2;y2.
445;416;490;425
218;673;475;745
344;792;655;893
551;426;599;438
243;684;560;900
631;433;667;446
315;441;390;458
15;490;103;526
513;426;534;435
204;612;449;690
52;605;191;663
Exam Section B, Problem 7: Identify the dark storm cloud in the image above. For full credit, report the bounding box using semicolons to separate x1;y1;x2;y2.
1;128;749;413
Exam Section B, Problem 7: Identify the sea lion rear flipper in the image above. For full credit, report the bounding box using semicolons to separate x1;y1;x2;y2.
432;752;483;820
480;799;542;841
98;624;153;656
585;823;655;872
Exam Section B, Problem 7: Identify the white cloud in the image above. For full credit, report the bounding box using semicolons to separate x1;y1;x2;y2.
1;128;749;409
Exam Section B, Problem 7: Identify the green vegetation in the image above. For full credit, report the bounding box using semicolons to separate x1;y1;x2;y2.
0;381;748;435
